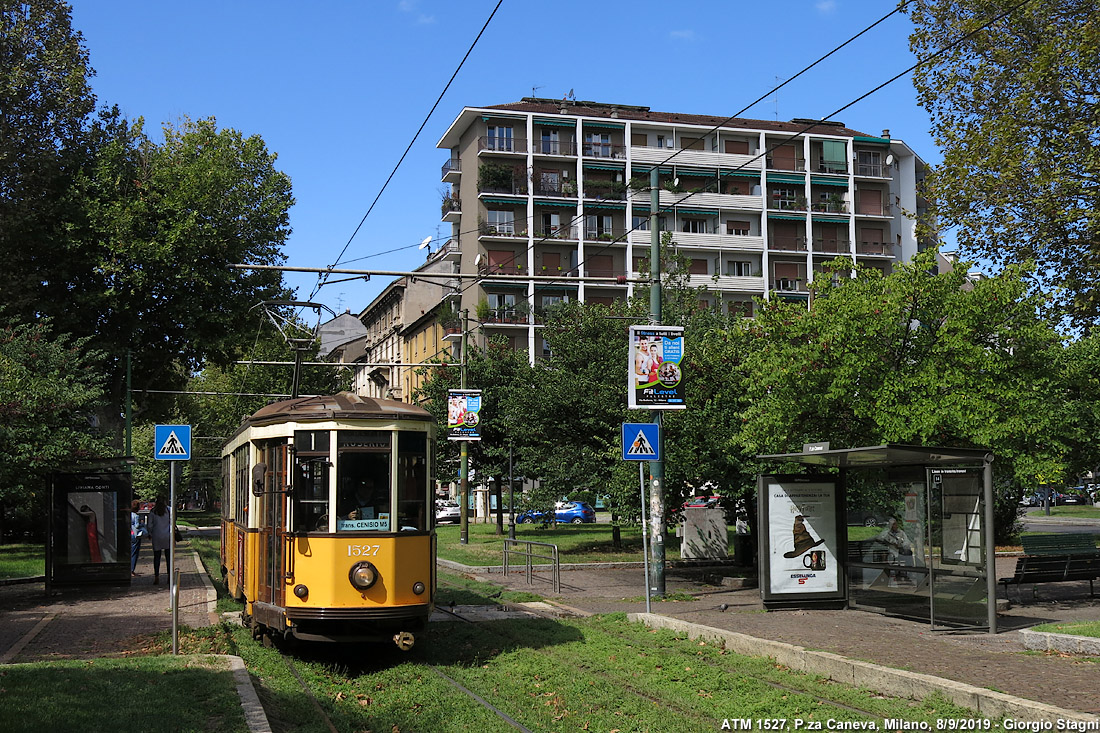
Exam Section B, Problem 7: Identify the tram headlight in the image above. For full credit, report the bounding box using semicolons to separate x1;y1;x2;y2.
293;584;309;599
412;581;425;595
348;561;378;591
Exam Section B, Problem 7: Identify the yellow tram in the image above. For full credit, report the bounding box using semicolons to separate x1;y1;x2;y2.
220;392;435;648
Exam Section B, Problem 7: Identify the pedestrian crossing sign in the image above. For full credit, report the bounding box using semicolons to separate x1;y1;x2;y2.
155;424;192;461
621;422;660;461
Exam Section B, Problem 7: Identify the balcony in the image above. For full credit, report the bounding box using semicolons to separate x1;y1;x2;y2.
584;228;625;242
810;200;848;214
441;158;461;183
766;157;807;172
581;142;626;159
856;163;888;178
811;238;851;254
480;310;532;326
478;181;528;196
772;278;807;293
813;159;848;175
533;182;577;198
689;274;766;292
583;182;627;201
769;235;807;252
441;196;460;223
439;239;461;259
533;226;579;241
478;263;526;276
479;222;528;238
532;140;578;156
630;144;764;171
855;241;895;257
769;195;808;212
478;136;527;154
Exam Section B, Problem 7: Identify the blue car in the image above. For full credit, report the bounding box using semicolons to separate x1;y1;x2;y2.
517;501;596;525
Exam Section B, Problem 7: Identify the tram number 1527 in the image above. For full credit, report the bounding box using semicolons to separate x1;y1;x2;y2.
347;544;381;557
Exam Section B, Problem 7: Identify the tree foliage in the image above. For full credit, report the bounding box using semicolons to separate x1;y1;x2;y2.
908;0;1100;329
0;316;109;509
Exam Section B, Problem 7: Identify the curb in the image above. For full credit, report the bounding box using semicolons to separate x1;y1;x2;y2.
1019;629;1100;656
630;613;1099;723
225;655;273;733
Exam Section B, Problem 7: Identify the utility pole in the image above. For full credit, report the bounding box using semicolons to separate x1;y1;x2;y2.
459;309;470;544
648;166;666;597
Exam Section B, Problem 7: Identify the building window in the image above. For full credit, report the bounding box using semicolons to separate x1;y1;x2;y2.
540;129;560;155
727;220;751;236
487;292;516;318
586;214;613;239
487;125;513;152
772;187;800;209
656;135;665;149
631;132;647;147
688;258;708;275
584;132;611;158
486;210;514;235
539;170;561;194
681;218;707;234
725;139;750;155
857;150;882;177
727;260;752;277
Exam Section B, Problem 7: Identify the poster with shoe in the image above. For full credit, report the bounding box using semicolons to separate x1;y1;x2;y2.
758;475;843;604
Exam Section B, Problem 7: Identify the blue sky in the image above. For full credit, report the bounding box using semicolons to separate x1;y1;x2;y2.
70;0;941;319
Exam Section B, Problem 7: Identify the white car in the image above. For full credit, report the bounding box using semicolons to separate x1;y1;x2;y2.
435;500;461;524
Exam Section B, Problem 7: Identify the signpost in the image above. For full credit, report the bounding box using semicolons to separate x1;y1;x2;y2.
622;422;661;613
155;424;191;655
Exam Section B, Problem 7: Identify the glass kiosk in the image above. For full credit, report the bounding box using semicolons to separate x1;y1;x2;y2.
758;445;997;633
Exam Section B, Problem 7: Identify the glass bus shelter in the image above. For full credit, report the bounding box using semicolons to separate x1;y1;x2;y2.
758;444;996;633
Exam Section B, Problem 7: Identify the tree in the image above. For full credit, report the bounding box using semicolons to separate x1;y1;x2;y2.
0;315;110;540
908;0;1100;330
0;0;97;322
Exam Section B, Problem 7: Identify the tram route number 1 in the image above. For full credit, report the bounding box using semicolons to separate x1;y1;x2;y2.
347;544;381;557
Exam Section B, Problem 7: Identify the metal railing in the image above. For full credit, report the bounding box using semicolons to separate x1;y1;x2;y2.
768;235;807;252
811;238;851;253
503;538;560;593
441;158;461;178
581;142;626;159
478;136;528;154
534;141;578;156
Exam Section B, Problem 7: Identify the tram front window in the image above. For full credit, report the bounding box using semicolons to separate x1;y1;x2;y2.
336;451;390;532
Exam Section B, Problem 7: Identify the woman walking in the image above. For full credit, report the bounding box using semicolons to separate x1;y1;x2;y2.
146;497;174;585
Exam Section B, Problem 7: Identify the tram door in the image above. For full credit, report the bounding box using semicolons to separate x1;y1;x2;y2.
256;441;289;609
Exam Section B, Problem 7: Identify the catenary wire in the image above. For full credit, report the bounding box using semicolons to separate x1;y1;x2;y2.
310;0;504;300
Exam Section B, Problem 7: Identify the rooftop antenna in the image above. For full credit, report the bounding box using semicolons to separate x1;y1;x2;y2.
568;88;575;101
773;76;781;121
532;85;543;97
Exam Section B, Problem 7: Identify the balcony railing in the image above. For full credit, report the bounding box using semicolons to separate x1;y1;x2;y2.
584;228;625;242
478;136;528;153
856;163;887;177
482;310;532;325
479;222;527;238
441;158;461;178
855;241;894;256
769;196;807;211
766;157;807;172
814;160;848;175
478;263;526;276
478;182;527;195
854;197;891;216
811;238;851;254
583;183;627;201
533;226;579;240
772;278;807;292
533;183;577;197
537;266;580;277
810;201;848;214
768;235;807;252
533;140;578;156
441;196;460;216
581;142;626;159
585;267;622;279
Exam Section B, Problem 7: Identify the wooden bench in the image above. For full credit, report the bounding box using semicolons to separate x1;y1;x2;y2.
1000;534;1100;600
1021;533;1100;557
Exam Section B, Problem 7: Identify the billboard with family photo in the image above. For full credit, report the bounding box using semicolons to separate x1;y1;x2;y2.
628;325;685;410
447;389;482;441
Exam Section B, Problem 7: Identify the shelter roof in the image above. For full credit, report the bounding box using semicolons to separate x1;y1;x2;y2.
757;443;992;468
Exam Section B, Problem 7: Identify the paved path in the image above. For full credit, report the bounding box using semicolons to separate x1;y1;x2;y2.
473;556;1100;716
0;541;215;663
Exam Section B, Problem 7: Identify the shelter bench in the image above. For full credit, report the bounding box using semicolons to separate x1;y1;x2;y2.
999;534;1100;600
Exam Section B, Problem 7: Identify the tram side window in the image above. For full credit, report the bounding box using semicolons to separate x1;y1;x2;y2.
336;431;391;532
397;431;428;531
233;444;248;523
293;430;330;532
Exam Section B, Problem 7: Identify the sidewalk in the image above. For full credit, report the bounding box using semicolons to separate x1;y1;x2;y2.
463;556;1100;719
0;538;217;663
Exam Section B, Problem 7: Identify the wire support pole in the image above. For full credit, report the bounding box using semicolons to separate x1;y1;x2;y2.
459;308;470;546
648;166;666;598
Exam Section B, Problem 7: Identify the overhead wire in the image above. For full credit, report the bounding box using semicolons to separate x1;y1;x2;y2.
310;0;505;301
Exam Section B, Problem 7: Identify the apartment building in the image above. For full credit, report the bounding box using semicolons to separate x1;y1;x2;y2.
437;98;934;358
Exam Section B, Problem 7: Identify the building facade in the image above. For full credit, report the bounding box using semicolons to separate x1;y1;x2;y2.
437;98;934;359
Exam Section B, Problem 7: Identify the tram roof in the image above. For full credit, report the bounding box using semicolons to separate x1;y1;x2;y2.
245;392;434;427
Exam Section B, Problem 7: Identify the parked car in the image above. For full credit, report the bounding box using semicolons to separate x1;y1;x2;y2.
1061;492;1089;506
517;501;596;524
435;500;461;524
1020;493;1041;507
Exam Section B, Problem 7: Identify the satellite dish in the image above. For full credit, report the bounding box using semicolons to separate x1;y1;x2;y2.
673;177;680;187
419;236;432;250
885;154;895;166
474;254;482;267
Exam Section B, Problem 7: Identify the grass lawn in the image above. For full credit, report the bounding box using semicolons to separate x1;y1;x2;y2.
0;655;249;733
175;508;221;527
1025;505;1100;519
0;544;44;579
1032;620;1100;638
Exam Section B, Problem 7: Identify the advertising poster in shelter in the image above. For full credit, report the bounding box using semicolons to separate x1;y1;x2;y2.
50;468;131;584
447;389;482;441
764;478;840;597
628;325;685;409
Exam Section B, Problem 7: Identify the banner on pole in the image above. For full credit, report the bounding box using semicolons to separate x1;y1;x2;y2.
628;326;685;410
447;389;482;441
